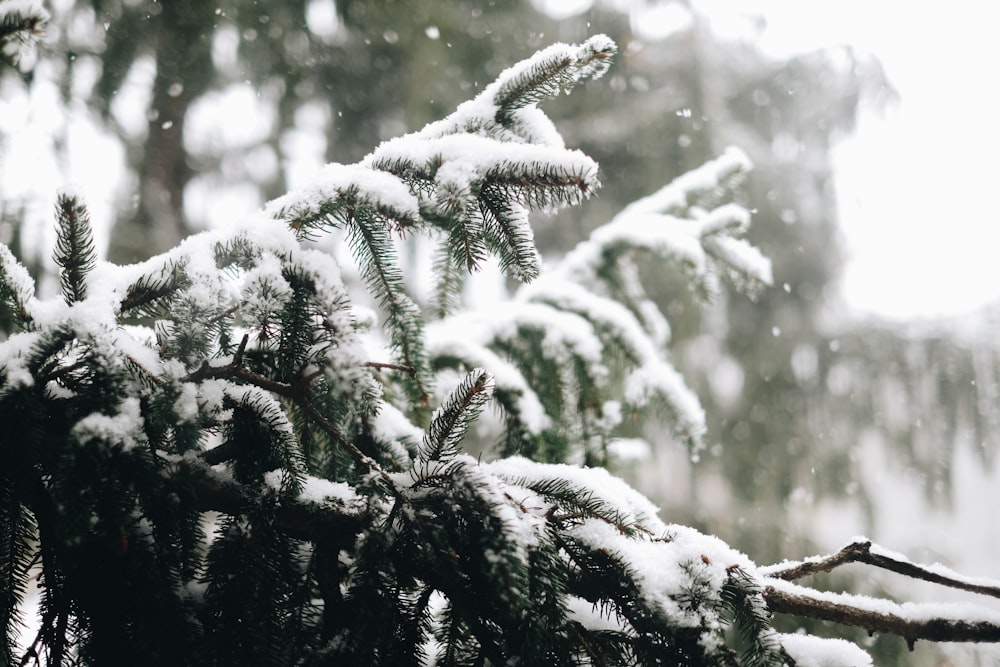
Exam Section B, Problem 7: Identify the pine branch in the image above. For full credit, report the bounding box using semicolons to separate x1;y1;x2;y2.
763;537;1000;599
720;566;784;667
171;456;365;546
266;164;421;239
346;217;429;400
761;540;1000;647
442;202;488;273
0;1;48;62
479;186;539;282
119;260;189;317
492;36;617;124
418;368;494;465
0;243;35;331
763;581;1000;648
1;489;36;666
485;159;599;209
430;239;464;318
52;194;97;305
618;147;751;219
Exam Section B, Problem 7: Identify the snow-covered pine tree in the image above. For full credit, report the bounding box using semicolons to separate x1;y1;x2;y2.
3;30;1000;667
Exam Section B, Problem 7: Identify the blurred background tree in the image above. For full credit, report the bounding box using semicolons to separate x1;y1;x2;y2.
3;1;999;664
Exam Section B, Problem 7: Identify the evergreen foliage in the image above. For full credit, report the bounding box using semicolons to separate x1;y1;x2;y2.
2;33;998;667
0;0;47;65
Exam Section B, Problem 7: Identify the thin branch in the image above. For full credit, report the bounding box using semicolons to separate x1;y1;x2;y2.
764;582;1000;649
187;333;393;481
764;538;1000;600
297;395;396;486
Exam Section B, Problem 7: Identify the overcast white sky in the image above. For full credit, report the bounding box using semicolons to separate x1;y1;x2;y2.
691;0;1000;320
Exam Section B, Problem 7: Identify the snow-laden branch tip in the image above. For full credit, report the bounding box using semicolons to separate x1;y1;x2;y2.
0;0;49;64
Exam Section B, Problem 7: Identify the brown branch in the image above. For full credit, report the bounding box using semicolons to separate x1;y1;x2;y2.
765;538;1000;600
764;583;1000;649
297;395;396;486
183;333;397;486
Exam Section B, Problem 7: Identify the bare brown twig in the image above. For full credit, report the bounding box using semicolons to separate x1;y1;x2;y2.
762;539;1000;649
188;333;391;478
764;538;1000;599
764;583;1000;649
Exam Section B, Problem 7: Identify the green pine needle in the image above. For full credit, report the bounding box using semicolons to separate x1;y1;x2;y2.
419;368;494;466
53;193;97;306
493;36;617;125
0;243;35;332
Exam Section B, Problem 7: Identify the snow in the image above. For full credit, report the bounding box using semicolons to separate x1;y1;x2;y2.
566;515;758;632
436;300;605;367
698;202;751;237
265;471;360;507
606;437;652;462
518;274;706;441
371;401;425;447
485;456;667;533
625;361;706;438
0;0;49;62
173;382;200;422
764;536;1000;597
565;595;628;633
238;253;294;326
766;576;1000;626
867;542;1000;593
424;326;550;434
0;242;35;313
109;325;162;375
521;275;661;362
194;378;229;415
778;633;873;667
366;133;600;212
599;213;706;272
618;146;751;218
402;35;614;147
265;161;421;228
0;331;40;390
702;235;773;286
71;397;146;450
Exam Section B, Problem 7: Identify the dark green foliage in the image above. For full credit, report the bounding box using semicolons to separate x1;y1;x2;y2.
0;480;35;667
419;368;493;465
52;194;97;306
0;1;47;66
0;243;33;334
719;567;785;667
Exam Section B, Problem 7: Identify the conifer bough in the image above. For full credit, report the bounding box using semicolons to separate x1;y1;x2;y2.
2;32;1000;666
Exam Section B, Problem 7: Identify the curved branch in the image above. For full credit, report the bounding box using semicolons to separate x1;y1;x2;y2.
764;582;1000;648
764;538;1000;600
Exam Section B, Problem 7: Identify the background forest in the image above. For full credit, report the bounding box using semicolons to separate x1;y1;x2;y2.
2;1;999;664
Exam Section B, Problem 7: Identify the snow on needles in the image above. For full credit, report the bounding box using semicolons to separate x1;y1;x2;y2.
0;0;49;62
265;162;421;230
